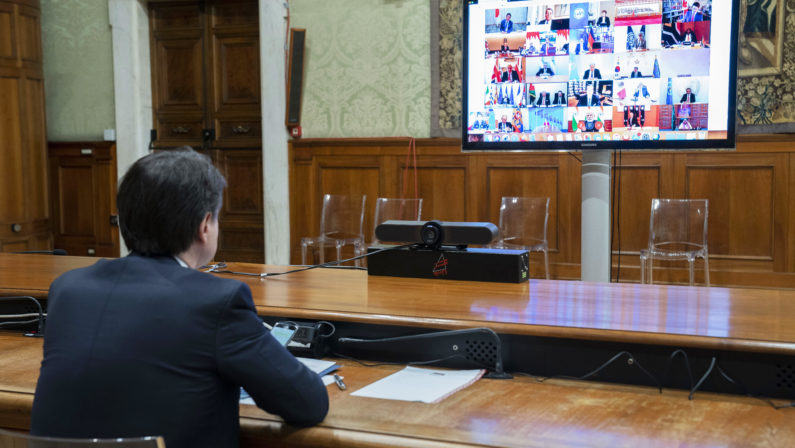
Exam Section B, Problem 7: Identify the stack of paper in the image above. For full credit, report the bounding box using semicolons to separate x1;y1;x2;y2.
351;367;485;403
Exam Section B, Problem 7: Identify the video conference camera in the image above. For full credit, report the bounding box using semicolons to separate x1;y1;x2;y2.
375;220;499;249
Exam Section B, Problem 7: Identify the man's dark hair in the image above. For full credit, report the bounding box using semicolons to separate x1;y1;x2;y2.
506;13;511;18
117;148;227;256
692;2;700;7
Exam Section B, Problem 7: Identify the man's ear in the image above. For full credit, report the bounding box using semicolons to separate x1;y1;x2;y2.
197;212;213;243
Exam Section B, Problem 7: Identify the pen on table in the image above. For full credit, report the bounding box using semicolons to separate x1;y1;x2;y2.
333;374;346;390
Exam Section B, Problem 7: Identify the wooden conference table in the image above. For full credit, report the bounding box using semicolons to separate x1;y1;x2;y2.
1;253;795;446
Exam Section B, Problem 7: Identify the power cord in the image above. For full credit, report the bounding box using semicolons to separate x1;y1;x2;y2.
331;351;488;369
204;243;417;278
0;296;45;337
512;348;795;410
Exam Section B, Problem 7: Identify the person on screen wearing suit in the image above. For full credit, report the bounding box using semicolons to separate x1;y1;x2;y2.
552;90;566;106
500;37;511;54
577;84;601;107
596;10;610;28
680;87;696;103
536;62;555;77
539;8;553;25
682;2;704;22
630;67;643;78
536;91;552;107
583;63;602;79
498;114;515;132
500;13;514;33
30;149;329;448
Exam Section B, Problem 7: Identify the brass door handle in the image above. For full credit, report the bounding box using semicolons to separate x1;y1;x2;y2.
172;126;191;134
232;126;251;135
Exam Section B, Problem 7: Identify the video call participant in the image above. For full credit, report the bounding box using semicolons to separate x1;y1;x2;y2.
596;10;610;28
30;149;329;448
682;2;704;22
680;87;696;103
500;13;514;33
577;84;601;107
536;91;552;107
500;37;511;53
583;63;602;79
498;114;515;132
536;62;555;77
539;8;553;25
630;67;643;78
552;90;566;105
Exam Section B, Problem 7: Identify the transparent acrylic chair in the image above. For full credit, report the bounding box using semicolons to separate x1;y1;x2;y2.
489;197;550;279
370;198;423;245
639;198;709;286
301;194;367;267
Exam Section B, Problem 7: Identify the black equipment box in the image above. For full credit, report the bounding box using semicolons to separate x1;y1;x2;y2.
367;246;529;283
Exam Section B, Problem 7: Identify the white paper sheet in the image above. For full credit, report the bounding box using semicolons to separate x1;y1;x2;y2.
350;367;485;403
240;358;341;404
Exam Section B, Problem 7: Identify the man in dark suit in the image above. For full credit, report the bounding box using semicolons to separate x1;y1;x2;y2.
583;63;601;79
630;67;643;78
680;87;696;103
31;149;329;448
682;2;704;22
577;84;601;107
497;115;515;132
536;91;552;107
538;8;553;25
535;62;554;77
500;13;514;33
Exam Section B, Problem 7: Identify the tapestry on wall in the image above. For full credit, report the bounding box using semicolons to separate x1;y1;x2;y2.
431;0;795;137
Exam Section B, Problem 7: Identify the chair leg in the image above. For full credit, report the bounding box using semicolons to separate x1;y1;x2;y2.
648;254;653;285
639;250;646;284
704;255;710;287
688;255;695;286
335;244;342;266
318;242;325;264
543;249;550;280
301;242;308;265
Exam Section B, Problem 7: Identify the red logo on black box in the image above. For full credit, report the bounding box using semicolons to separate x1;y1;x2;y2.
433;253;448;277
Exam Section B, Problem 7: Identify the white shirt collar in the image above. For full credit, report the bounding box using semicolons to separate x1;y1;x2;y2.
173;256;189;268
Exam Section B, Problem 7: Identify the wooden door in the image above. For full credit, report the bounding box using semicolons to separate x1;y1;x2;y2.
149;2;206;148
48;142;120;258
0;0;50;252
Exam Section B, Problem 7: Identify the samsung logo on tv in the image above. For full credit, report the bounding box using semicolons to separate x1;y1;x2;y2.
581;143;597;147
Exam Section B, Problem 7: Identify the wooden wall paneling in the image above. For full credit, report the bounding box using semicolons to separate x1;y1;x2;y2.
611;154;663;255
290;144;315;263
16;4;39;66
150;3;201;31
214;149;264;263
93;149;119;256
789;153;795;273
0;4;15;64
316;157;381;252
483;156;561;251
0;75;24;221
207;0;259;28
406;156;468;223
685;153;786;271
153;36;204;112
22;76;47;223
558;153;581;269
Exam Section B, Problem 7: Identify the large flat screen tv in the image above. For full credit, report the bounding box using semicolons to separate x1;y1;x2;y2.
462;0;739;150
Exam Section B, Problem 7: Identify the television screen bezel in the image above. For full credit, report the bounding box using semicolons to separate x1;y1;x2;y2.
460;0;740;151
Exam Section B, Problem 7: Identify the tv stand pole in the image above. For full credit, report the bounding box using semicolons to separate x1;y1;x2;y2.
581;150;611;282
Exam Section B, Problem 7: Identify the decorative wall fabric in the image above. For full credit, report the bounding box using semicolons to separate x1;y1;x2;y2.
41;0;116;141
291;0;430;138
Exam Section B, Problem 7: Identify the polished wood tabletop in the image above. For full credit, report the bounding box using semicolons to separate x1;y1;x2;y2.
2;254;795;355
0;333;793;448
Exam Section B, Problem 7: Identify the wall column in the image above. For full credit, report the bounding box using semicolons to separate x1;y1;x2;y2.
108;0;152;255
259;0;291;264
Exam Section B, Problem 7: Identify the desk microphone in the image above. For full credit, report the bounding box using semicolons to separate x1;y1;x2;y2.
13;249;68;255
